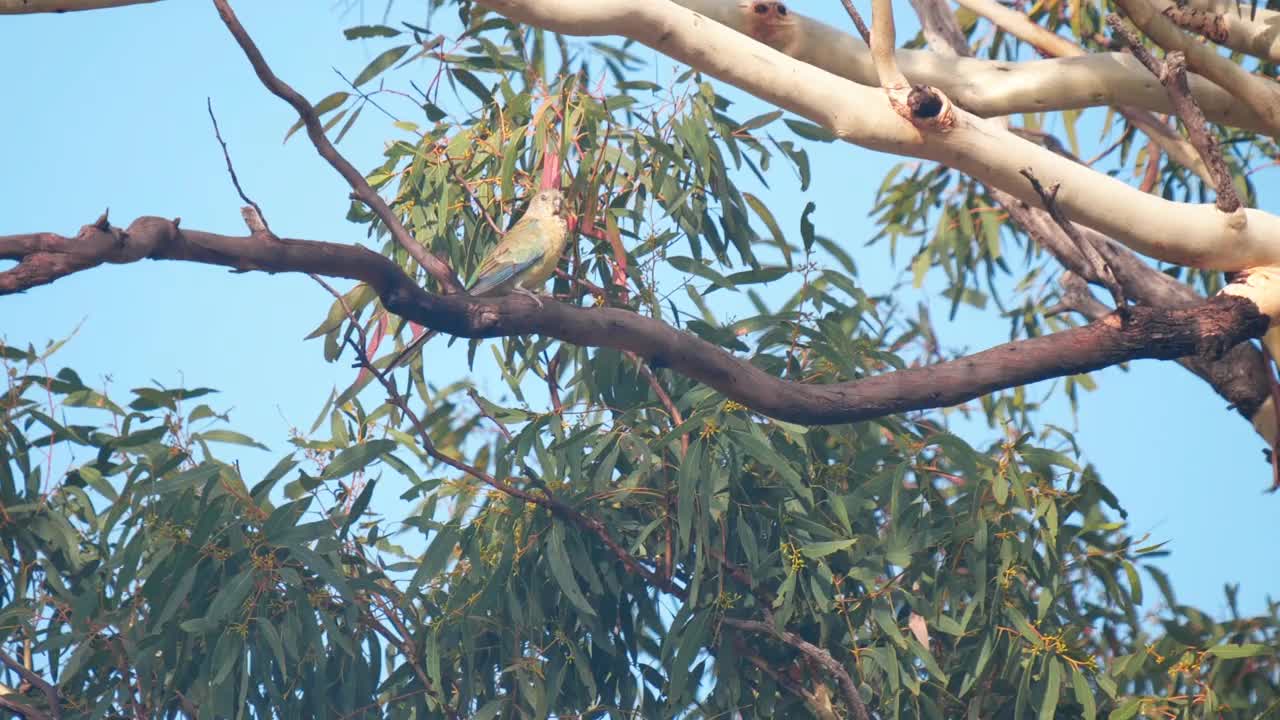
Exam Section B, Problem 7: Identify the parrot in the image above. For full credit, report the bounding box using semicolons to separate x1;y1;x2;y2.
466;188;569;305
383;187;570;371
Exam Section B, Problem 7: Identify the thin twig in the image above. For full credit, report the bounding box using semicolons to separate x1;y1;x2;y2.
362;601;458;719
545;350;564;413
444;153;506;236
206;98;272;235
554;267;608;304
0;694;51;720
1106;15;1242;213
102;637;147;720
741;649;837;720
312;276;684;598
710;548;775;607
1158;53;1242;212
838;0;872;44
631;356;688;456
722;617;870;720
1139;141;1163;193
210;0;464;293
366;334;682;595
1083;124;1135;167
466;387;513;441
1019;167;1127;311
0;649;59;720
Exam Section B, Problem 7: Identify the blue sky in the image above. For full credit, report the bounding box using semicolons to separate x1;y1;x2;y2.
2;0;1275;618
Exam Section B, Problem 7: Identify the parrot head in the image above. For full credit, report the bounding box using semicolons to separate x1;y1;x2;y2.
526;188;566;219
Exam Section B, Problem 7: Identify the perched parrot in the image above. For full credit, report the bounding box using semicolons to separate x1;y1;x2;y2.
383;187;570;372
466;188;569;305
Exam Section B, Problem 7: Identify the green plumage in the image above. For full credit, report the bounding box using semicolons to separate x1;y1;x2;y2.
468;189;569;297
384;189;569;372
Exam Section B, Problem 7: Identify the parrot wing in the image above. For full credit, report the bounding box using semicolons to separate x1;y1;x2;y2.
468;234;547;296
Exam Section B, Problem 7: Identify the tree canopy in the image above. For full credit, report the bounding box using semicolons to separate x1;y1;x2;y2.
2;0;1279;719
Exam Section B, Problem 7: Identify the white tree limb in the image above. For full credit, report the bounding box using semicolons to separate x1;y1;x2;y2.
869;0;907;89
669;0;1269;134
954;0;1213;185
478;0;1280;278
1153;0;1280;65
906;0;967;57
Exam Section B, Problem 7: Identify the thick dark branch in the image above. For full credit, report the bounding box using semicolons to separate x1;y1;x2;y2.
210;0;464;294
904;0;1273;428
316;278;684;598
0;217;1269;426
998;185;1272;421
0;0;156;11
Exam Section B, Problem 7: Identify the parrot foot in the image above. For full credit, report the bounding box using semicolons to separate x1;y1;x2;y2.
513;287;545;309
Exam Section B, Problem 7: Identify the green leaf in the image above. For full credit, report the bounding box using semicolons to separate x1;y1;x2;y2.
873;607;908;649
152;463;222;496
677;441;704;552
180;570;254;634
196;429;269;451
409;525;459;590
668;256;737;292
320;439;397;481
546;524;597;616
798;539;857;559
353;45;410;87
1205;643;1270;659
991;467;1010;505
784;118;837;142
735;109;783;133
1122;560;1142;605
450;68;494;104
290;545;354;601
155;565;199;626
724;266;788;286
1108;697;1141;720
472;699;505;720
258;621;289;678
1039;659;1062;720
285;92;348;142
343;24;401;39
800;201;817;253
341;478;377;537
669;613;711;703
1071;666;1096;720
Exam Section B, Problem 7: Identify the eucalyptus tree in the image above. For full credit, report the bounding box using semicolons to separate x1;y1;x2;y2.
2;0;1279;718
